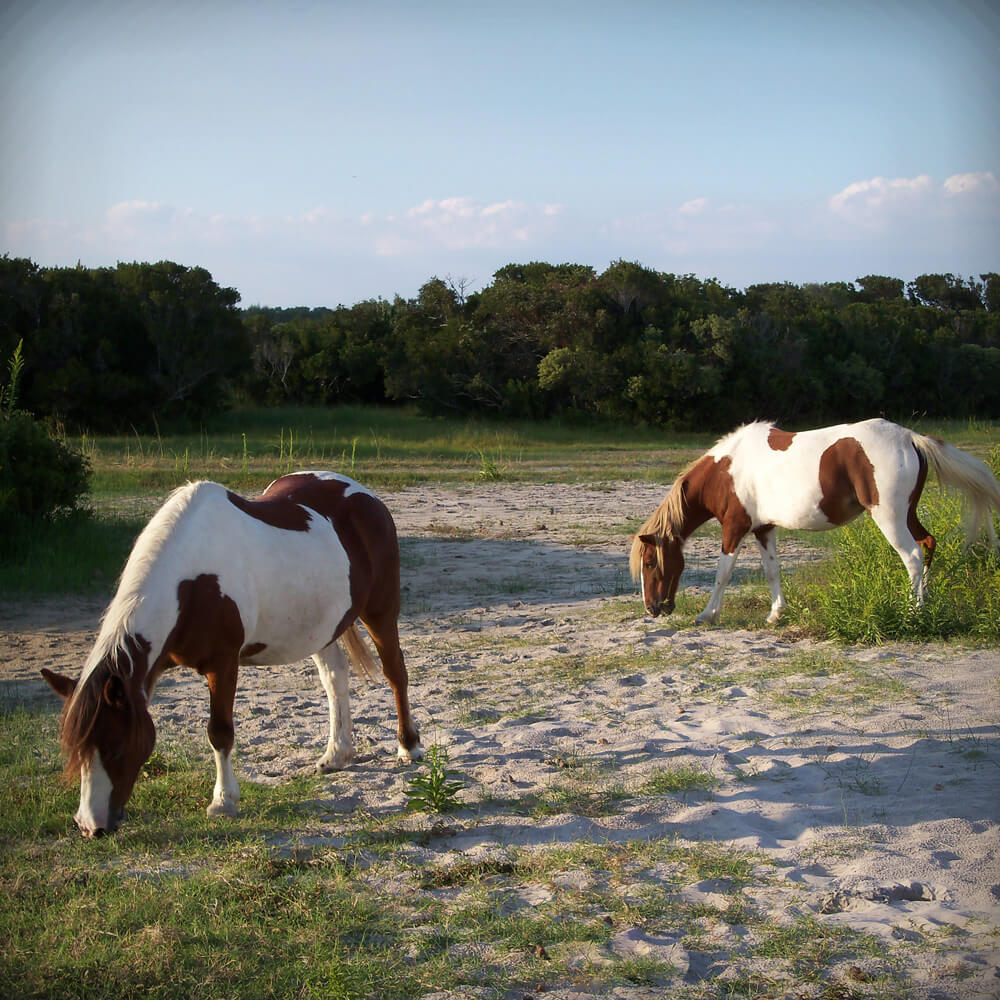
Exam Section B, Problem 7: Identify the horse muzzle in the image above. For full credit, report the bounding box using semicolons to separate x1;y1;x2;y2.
645;599;675;618
75;805;125;839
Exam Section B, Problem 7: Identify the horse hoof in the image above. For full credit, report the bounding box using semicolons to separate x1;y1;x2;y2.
398;742;424;763
206;798;239;818
316;751;352;773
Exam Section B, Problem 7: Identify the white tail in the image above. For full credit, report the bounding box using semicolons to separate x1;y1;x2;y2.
339;623;381;683
911;433;1000;549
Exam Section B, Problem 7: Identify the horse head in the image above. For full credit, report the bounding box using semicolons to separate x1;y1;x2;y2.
41;642;156;837
634;532;684;617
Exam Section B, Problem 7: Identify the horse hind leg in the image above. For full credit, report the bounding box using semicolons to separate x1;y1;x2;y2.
871;506;934;605
360;611;423;762
314;645;353;772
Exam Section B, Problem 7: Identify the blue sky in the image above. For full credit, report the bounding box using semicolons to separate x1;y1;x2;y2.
2;0;998;306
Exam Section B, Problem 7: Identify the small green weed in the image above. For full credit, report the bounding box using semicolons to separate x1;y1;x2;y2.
642;763;720;797
404;744;465;814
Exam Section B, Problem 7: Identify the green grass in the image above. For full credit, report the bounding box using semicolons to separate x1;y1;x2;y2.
77;403;712;497
1;699;917;1000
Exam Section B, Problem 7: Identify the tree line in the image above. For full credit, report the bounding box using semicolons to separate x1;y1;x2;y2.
2;255;998;432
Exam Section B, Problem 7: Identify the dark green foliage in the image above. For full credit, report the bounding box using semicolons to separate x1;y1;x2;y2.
0;337;91;556
1;255;245;431
0;411;90;556
4;254;1000;431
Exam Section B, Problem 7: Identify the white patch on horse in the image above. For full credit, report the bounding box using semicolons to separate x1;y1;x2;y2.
76;754;113;836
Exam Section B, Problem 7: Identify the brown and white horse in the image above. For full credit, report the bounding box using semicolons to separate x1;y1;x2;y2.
42;471;423;837
631;419;1000;625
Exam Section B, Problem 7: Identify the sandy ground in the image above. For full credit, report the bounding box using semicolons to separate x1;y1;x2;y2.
1;481;998;999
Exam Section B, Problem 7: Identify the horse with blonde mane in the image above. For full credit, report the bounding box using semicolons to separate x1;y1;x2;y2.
630;419;1000;625
42;471;423;837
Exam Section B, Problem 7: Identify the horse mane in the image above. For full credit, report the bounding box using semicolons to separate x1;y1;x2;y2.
628;455;703;581
61;481;206;771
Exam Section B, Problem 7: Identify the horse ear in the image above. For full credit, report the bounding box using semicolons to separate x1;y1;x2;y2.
638;533;659;547
103;675;128;710
41;668;76;701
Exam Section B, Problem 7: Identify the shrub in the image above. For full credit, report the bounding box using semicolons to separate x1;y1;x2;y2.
0;342;90;556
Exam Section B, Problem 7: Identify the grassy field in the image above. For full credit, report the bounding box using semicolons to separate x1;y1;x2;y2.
79;404;715;497
1;690;908;1000
75;405;998;496
2;407;997;998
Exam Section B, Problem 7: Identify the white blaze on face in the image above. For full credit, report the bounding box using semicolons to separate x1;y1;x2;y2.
75;754;113;836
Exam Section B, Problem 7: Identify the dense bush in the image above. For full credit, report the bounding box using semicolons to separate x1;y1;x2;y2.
0;411;90;551
0;340;90;555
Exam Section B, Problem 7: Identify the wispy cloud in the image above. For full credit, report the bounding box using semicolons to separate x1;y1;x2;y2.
3;175;997;305
828;172;999;230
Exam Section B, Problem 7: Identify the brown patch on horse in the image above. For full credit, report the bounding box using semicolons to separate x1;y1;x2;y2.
687;455;752;553
158;574;246;674
263;474;402;642
239;641;268;661
818;437;879;525
906;445;935;564
767;428;796;451
226;490;311;531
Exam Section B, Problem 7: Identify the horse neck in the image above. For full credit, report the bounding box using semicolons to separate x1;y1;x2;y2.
90;484;213;686
677;455;731;536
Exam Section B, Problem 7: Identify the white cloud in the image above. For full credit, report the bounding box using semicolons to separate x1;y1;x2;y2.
679;197;708;215
828;175;933;222
943;171;999;197
826;173;1000;240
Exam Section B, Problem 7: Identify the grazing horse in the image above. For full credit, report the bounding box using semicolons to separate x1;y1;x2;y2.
41;471;423;837
630;419;1000;625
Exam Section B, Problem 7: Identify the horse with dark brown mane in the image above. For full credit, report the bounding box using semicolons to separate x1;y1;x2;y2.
631;419;1000;626
42;471;423;837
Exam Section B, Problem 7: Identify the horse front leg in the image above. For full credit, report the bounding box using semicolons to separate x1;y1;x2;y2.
313;645;353;772
754;526;786;624
696;532;747;625
204;663;240;818
361;611;423;763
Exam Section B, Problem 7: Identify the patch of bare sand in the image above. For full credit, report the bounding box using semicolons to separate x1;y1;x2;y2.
1;482;997;998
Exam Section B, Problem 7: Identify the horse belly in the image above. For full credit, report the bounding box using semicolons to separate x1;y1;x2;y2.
237;533;354;666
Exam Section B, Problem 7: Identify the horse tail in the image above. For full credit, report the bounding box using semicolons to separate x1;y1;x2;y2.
339;622;382;683
910;432;1000;550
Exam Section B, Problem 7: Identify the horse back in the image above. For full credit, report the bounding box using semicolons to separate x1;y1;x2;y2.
256;472;401;618
718;420;921;529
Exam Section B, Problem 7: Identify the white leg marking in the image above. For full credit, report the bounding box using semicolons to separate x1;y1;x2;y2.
315;647;353;772
76;754;113;836
206;747;240;818
398;741;425;763
756;531;786;624
871;509;927;605
696;547;741;624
